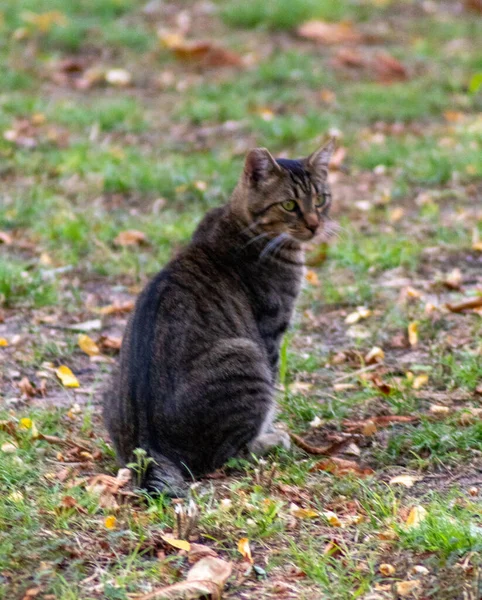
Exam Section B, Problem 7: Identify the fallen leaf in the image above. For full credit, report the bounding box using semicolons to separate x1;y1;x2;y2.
323;510;342;527
370;375;393;395
105;68;132;87
160;32;244;68
97;301;135;315
405;505;427;528
412;374;429;390
379;563;396;576
362;420;377;436
408;322;418;346
343;415;417;432
162;535;191;552
305;269;320;285
65;319;102;332
372;52;408;83
98;335;122;352
56;365;80;388
446;296;482;313
188;543;218;564
238;537;253;563
334;47;365;68
297;20;363;44
137;556;233;600
365;346;385;365
411;565;429;575
21;10;68;33
429;404;450;416
289;504;318;519
104;515;117;529
0;338;8;347
114;230;148;247
389;475;420;488
323;539;344;556
311;456;373;477
78;334;100;357
464;0;482;13
395;580;421;597
18;378;36;398
345;306;372;324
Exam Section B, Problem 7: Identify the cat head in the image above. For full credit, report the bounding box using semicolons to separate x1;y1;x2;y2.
232;140;335;242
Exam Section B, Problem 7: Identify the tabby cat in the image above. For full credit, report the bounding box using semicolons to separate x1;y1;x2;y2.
103;141;335;496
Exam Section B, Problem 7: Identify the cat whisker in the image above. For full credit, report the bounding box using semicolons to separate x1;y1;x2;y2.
259;233;289;260
243;232;270;249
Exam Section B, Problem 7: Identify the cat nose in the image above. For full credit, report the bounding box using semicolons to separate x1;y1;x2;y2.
305;215;319;233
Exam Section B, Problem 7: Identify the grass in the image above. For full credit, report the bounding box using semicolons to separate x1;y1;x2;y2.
1;0;482;597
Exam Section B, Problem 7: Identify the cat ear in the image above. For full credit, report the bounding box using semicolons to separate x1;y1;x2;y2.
244;147;281;186
306;138;336;175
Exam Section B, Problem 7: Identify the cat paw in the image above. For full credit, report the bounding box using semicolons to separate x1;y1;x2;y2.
248;430;291;456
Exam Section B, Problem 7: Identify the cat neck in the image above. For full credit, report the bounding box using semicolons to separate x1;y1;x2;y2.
194;205;304;268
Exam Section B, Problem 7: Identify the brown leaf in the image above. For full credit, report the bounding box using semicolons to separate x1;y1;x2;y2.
18;377;36;398
310;456;373;477
446;296;482;313
298;20;363;45
188;543;218;564
98;335;122;352
343;415;417;433
160;33;244;68
137;556;232;599
334;48;365;68
290;432;351;456
114;230;148;247
372;52;408;83
97;300;135;315
464;0;482;13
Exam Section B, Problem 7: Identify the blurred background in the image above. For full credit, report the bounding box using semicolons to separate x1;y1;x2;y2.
1;2;482;598
1;0;481;289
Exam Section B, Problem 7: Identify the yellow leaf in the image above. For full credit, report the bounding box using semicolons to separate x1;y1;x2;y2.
78;334;100;357
473;241;482;252
56;365;80;388
19;418;32;430
412;374;428;390
379;563;395;576
345;306;372;324
0;338;8;347
238;537;253;563
389;475;420;488
162;535;191;552
323;511;342;527
290;504;318;519
405;505;427;528
364;346;385;364
429;404;450;416
395;580;421;597
22;10;68;32
408;321;418;346
389;207;404;223
305;270;319;285
104;515;117;530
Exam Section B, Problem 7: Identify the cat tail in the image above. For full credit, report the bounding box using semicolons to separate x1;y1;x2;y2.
143;450;188;498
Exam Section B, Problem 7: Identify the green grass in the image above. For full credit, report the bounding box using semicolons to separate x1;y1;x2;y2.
220;0;372;29
2;0;482;597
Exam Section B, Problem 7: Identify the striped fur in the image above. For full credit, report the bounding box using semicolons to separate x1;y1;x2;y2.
103;142;334;496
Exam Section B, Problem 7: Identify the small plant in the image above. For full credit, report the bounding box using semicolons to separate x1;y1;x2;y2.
127;448;155;487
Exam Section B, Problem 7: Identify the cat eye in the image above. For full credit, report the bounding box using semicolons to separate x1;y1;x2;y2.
315;193;330;208
281;199;297;212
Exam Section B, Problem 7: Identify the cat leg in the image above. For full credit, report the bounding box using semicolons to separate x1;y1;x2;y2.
143;451;188;498
248;429;291;456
